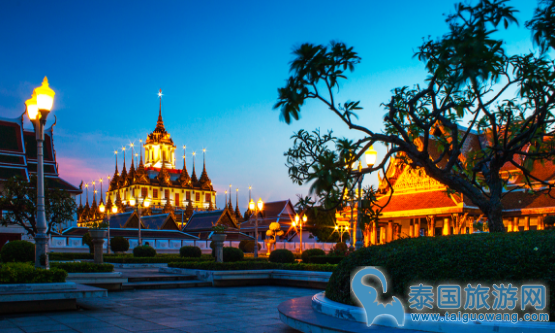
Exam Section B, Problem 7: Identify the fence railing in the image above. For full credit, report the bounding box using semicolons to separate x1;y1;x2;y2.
47;236;337;253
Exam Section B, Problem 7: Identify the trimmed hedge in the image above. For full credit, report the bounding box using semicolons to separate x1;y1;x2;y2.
308;255;345;264
168;261;336;272
111;237;130;253
222;247;244;262
328;242;349;256
0;262;67;284
269;249;295;263
1;240;35;263
180;246;202;258
51;262;114;273
133;245;156;257
49;252;94;261
239;240;261;253
301;248;325;263
326;231;555;320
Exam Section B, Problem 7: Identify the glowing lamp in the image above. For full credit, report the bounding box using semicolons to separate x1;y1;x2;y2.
34;77;55;111
295;214;300;224
99;203;105;213
257;198;264;211
112;206;118;214
335;226;339;230
249;199;255;211
143;198;151;208
292;222;297;228
365;145;378;167
25;92;39;121
129;197;136;207
303;214;307;223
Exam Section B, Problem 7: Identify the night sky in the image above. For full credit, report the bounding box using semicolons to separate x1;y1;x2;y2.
0;0;538;211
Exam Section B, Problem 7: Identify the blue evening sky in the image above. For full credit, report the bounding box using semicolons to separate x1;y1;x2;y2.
0;0;539;211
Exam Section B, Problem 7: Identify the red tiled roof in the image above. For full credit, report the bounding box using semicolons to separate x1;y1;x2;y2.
376;190;458;213
502;189;555;210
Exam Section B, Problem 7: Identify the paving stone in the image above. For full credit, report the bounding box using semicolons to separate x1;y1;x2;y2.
19;323;74;333
0;328;23;333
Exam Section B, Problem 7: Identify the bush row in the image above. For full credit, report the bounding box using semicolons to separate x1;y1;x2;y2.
104;256;206;263
0;262;67;284
325;230;555;320
308;255;345;264
49;252;95;261
50;262;114;273
167;261;336;272
1;240;35;263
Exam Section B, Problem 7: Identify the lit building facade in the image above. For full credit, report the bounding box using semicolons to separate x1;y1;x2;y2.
90;93;216;223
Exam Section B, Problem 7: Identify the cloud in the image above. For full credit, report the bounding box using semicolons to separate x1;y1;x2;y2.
56;156;113;188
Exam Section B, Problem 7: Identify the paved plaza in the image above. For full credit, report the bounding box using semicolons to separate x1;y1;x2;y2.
0;286;319;333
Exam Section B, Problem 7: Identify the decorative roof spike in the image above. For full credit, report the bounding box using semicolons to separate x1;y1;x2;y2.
156;89;165;132
191;152;198;184
199;148;212;189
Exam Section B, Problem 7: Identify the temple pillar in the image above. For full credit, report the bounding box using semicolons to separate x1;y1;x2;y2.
443;217;450;235
538;215;545;230
429;216;435;237
380;226;386;244
524;216;530;231
409;219;413;238
468;217;474;234
371;222;378;245
415;219;421;237
512;217;519;232
387;221;393;243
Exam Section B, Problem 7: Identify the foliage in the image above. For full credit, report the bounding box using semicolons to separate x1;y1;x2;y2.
0;262;67;284
82;233;93;253
301;248;325;263
168;261;336;272
308;255;345;264
328;242;349;256
211;223;227;234
110;237;130;253
269;249;295;263
238;240;261;253
0;240;35;263
133;245;156;257
266;222;284;252
50;262;113;273
0;176;77;236
179;246;202;258
49;252;94;261
222;247;244;262
326;230;555;320
274;0;555;232
298;202;341;242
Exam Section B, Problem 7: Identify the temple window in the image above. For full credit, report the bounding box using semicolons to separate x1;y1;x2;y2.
205;193;211;202
165;189;170;199
186;192;191;200
153;189;158;198
175;193;180;206
142;187;147;198
196;192;200;202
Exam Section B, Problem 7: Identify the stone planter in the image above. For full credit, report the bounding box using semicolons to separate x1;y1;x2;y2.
89;229;107;264
211;233;227;263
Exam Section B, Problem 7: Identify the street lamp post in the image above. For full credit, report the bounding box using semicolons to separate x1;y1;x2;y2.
293;213;307;254
130;197;150;246
353;145;378;250
99;203;117;254
249;198;264;258
25;77;55;269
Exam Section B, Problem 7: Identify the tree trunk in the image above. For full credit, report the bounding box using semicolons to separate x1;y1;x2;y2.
484;200;505;232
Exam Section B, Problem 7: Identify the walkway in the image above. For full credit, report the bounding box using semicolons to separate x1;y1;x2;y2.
0;285;320;333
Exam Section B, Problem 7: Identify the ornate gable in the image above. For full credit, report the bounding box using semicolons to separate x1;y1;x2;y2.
392;166;445;194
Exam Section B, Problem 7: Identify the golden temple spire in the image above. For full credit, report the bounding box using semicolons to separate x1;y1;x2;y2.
191;151;198;184
156;89;165;132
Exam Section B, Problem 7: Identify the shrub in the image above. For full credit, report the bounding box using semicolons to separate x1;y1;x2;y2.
0;262;66;284
168;261;336;272
223;247;244;262
239;240;261;253
133;245;156;257
325;231;555;320
110;237;129;253
1;240;35;263
104;256;207;263
180;246;202;258
301;248;325;263
328;242;348;256
82;233;93;253
51;262;113;273
269;249;295;263
308;255;345;264
49;252;94;261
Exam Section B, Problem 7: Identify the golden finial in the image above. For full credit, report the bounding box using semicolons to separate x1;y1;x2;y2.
193;152;196;156
130;143;134;148
122;146;126;151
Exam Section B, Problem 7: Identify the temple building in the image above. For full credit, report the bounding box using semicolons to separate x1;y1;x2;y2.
336;126;555;246
79;90;217;226
0;114;81;247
